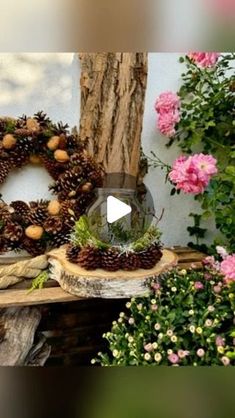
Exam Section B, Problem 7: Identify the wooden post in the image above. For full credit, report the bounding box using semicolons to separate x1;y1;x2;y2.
79;53;148;179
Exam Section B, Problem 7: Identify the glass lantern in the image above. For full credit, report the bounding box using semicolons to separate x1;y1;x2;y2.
86;174;154;247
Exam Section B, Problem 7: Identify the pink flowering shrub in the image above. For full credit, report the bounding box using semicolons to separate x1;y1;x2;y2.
155;92;180;137
169;153;218;195
221;255;235;282
188;52;220;68
93;257;235;366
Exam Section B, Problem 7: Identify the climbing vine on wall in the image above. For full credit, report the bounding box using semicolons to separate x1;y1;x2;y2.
154;53;235;253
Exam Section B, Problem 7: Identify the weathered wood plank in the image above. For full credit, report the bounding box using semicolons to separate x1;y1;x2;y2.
0;287;80;308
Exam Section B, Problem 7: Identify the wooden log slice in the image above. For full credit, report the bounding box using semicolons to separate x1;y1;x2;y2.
48;248;178;299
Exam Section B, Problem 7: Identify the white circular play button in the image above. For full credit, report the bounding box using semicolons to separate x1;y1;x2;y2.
107;195;132;224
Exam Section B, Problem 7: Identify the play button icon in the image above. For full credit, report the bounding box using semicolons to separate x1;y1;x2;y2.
107;196;132;224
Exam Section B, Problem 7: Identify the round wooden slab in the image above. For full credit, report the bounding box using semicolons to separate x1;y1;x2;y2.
48;248;178;299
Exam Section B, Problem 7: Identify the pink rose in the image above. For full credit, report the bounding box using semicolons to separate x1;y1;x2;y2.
220;255;235;282
195;281;204;290
221;356;230;366
168;353;179;364
157;112;180;138
188;52;220;68
169;154;218;195
213;285;222;294
155;92;180;114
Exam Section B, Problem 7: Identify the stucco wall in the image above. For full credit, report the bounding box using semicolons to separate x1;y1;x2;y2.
0;53;215;247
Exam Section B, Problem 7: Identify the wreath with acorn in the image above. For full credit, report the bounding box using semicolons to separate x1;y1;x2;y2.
0;112;103;256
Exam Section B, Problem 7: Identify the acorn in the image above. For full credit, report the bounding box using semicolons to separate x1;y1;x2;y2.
2;134;17;150
25;225;44;240
81;182;93;193
26;118;40;133
29;154;41;164
54;149;70;163
47;136;60;151
47;200;61;216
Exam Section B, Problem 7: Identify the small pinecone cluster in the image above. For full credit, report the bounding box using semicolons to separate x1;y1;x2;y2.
66;243;163;272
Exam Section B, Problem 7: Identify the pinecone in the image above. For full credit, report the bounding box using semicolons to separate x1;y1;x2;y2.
0;204;13;223
120;252;140;271
101;248;121;271
60;200;77;227
77;246;100;270
0;161;11;183
59;168;83;193
66;135;79;150
10;201;30;218
21;237;47;256
0;236;15;254
29;206;48;225
138;245;162;269
89;170;103;187
41;155;67;180
54;121;69;135
14;128;32;137
15;136;35;155
9;151;29;168
66;243;81;263
4;222;23;242
43;216;63;234
34;111;51;127
49;228;71;248
76;192;96;213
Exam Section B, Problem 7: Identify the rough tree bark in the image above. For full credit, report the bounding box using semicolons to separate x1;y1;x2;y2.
79;53;148;179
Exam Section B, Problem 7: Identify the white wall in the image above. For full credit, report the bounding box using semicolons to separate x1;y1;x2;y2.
0;53;215;247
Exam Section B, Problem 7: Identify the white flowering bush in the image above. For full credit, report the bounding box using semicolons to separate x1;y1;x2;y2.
93;262;235;366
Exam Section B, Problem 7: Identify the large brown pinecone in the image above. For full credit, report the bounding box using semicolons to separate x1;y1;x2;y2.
66;243;81;263
10;201;30;218
101;248;121;271
60;200;77;227
0;161;11;184
138;244;162;269
43;216;63;234
4;222;23;242
77;246;100;270
21;237;47;256
49;228;70;248
28;206;48;225
34;111;51;127
58;168;83;193
120;252;140;271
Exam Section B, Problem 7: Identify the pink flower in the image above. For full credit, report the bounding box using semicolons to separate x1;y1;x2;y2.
151;304;158;312
197;348;205;357
169;154;218;195
221;356;230;366
144;343;153;352
155;92;180;114
216;336;225;347
168;353;179;364
220;255;235;282
188;52;220;68
157;112;180;138
195;281;204;290
178;349;189;359
213;285;222;294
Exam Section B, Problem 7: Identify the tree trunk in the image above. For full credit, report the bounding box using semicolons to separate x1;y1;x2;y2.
79;53;148;179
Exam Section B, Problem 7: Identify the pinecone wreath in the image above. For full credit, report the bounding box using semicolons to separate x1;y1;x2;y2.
0;112;103;256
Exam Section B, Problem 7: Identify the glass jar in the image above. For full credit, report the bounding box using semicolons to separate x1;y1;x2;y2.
87;186;154;247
